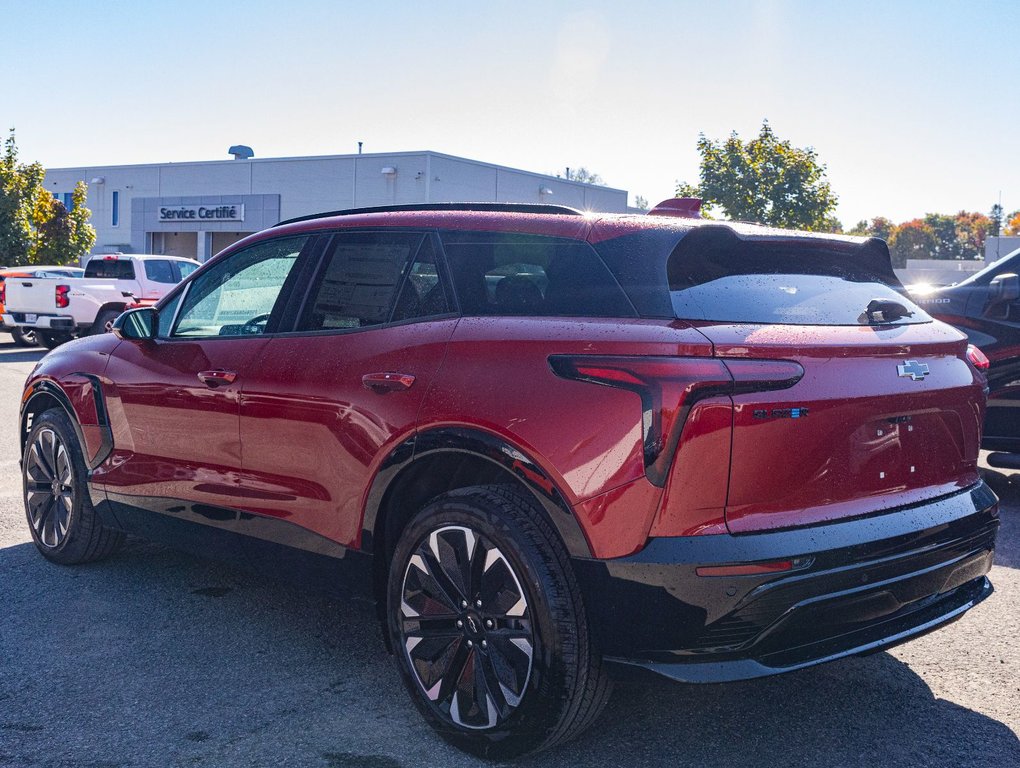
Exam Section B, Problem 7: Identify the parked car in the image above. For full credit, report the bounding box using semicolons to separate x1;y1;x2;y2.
909;246;1020;466
20;202;998;759
2;253;198;348
0;265;85;346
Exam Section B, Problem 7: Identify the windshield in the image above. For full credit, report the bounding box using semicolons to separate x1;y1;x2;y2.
953;246;1020;287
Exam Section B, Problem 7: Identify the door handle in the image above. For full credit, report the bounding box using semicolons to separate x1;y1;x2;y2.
362;372;416;393
198;370;238;388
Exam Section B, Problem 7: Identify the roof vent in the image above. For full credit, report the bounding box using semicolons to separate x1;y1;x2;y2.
648;197;702;218
228;145;254;160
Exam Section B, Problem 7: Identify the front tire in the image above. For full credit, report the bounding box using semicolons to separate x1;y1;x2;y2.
10;326;38;347
23;408;124;564
387;485;611;759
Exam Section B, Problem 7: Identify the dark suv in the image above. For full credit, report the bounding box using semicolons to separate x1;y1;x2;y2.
20;202;998;759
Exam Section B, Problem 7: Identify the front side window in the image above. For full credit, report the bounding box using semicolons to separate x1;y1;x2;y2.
440;232;635;318
173;236;307;337
296;231;445;332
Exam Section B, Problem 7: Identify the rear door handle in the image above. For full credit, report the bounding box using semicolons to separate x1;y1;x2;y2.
198;370;237;388
362;372;416;393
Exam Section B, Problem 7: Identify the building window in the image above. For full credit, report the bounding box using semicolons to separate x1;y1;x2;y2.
111;190;120;226
62;192;72;208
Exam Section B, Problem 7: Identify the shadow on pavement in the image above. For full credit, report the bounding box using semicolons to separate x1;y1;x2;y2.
0;347;47;364
0;536;1016;768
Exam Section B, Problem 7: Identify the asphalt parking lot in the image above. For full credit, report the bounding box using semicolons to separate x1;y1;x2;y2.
0;342;1017;768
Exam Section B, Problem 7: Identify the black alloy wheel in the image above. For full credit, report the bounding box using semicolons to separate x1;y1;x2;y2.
387;485;611;759
399;524;535;730
22;408;124;564
24;426;74;548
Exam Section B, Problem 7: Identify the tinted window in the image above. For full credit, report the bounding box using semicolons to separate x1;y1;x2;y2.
391;237;451;322
177;262;198;280
668;228;930;325
296;232;425;332
156;292;181;338
84;259;135;279
173;236;307;337
144;260;177;283
440;232;635;317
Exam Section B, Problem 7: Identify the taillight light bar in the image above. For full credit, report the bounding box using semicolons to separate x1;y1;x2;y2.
549;355;804;486
966;344;990;371
55;284;70;309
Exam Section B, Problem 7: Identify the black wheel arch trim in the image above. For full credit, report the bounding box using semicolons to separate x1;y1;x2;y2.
21;375;113;471
361;426;593;559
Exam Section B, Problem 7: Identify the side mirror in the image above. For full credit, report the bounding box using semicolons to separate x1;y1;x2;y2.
112;307;157;340
989;273;1020;304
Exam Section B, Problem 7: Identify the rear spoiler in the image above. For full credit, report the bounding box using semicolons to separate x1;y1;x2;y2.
669;225;901;288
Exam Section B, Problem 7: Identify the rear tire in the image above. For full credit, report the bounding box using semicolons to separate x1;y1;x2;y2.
36;331;73;349
90;309;121;336
10;326;37;347
23;408;124;564
386;484;611;760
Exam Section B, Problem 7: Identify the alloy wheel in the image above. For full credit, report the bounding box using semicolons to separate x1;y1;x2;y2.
399;525;534;730
25;427;74;548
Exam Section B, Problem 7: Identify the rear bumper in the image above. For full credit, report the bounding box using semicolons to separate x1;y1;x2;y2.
1;312;77;331
572;482;998;683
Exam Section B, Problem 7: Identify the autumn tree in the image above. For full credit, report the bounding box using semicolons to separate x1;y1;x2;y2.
888;219;937;268
675;120;838;231
1005;211;1020;236
558;167;605;185
0;129;94;266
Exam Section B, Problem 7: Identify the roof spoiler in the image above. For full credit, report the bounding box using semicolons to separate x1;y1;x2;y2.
648;198;702;219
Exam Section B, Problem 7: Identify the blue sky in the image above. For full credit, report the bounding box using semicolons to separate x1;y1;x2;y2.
1;0;1017;225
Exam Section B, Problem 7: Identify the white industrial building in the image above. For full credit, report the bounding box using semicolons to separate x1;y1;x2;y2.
43;150;629;261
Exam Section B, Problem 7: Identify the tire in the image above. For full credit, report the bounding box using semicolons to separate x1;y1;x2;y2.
386;484;611;760
36;331;73;350
90;308;121;336
22;408;124;564
10;326;37;347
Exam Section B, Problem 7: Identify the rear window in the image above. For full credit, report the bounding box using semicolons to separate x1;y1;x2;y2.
667;227;931;326
84;259;135;280
440;232;635;317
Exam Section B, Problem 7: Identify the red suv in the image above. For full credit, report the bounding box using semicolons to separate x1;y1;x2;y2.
19;202;998;759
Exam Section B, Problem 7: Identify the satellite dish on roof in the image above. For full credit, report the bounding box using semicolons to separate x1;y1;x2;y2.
228;145;254;160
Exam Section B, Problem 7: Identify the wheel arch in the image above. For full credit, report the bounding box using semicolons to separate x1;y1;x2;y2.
20;377;113;470
362;427;593;643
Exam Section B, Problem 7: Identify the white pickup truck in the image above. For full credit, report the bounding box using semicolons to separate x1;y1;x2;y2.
1;253;200;348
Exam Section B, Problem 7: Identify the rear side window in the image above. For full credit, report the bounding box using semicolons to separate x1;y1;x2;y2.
668;227;931;326
84;259;135;280
297;231;440;332
144;260;176;284
440;232;635;317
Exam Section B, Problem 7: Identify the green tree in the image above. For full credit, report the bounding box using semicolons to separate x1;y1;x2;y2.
0;129;94;266
991;204;1003;237
633;194;649;211
954;211;993;260
676;120;838;231
923;213;961;259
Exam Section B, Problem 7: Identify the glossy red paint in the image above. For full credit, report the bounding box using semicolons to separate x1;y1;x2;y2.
237;319;458;546
19;206;989;567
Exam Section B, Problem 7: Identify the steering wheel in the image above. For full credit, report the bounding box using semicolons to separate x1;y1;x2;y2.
239;313;272;335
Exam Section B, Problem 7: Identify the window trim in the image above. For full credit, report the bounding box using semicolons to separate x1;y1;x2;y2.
159;233;318;342
273;228;458;339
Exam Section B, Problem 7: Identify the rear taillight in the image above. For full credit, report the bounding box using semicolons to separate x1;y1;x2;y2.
967;344;990;371
55;284;70;308
549;355;804;485
0;281;5;305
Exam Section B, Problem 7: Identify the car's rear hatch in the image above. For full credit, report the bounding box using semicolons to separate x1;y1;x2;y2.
667;226;984;534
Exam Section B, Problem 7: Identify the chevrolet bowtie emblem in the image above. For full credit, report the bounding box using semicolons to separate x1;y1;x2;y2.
897;360;930;381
